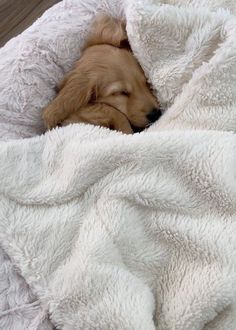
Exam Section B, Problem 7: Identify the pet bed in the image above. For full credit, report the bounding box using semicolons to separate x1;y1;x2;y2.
0;0;236;329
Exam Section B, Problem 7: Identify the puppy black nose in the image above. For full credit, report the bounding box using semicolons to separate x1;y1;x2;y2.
146;108;162;123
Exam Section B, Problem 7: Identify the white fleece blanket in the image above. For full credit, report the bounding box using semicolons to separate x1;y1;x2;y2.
1;0;236;329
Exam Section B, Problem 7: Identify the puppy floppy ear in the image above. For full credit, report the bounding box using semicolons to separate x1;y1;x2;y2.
62;103;133;134
43;65;97;129
109;108;133;134
85;14;129;49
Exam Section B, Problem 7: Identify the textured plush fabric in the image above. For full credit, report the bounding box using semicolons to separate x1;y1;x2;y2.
0;249;54;330
0;0;124;328
0;0;236;329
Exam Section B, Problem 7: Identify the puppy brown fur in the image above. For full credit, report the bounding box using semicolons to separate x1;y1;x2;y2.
43;15;160;134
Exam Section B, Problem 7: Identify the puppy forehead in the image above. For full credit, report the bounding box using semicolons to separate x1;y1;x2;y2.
83;45;139;70
80;45;148;88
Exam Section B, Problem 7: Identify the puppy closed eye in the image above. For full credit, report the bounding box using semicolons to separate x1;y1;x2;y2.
112;90;130;97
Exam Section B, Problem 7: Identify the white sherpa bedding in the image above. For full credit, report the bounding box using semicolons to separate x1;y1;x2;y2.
1;0;236;329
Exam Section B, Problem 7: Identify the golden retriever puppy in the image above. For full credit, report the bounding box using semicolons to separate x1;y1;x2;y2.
43;15;161;134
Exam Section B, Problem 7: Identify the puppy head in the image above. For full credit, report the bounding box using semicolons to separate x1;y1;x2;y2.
43;15;161;134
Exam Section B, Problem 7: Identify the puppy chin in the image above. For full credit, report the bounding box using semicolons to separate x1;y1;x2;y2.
131;124;145;133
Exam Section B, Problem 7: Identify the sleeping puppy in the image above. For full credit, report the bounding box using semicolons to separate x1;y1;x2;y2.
43;15;161;134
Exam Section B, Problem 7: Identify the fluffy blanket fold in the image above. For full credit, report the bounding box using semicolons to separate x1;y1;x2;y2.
0;0;236;329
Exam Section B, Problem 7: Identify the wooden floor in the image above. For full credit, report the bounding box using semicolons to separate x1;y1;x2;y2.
0;0;61;47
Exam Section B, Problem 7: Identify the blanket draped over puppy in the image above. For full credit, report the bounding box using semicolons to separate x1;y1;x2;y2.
0;0;236;329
